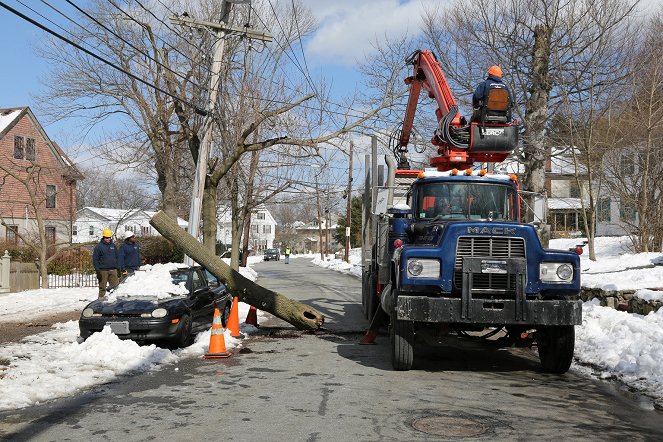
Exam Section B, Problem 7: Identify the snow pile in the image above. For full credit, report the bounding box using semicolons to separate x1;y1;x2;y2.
1;288;97;322
0;319;254;410
575;300;663;407
108;263;190;300
0;260;265;411
311;250;362;278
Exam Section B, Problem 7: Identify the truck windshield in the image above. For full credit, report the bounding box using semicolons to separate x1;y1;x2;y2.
415;182;518;221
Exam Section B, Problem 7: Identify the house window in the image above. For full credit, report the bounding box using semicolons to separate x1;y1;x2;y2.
257;212;265;220
72;225;78;236
142;226;151;236
552;211;579;232
6;225;18;243
251;225;259;233
89;225;94;236
46;185;56;208
45;226;56;243
619;200;637;222
26;138;36;161
597;198;611;222
620;154;635;175
14;136;24;159
569;181;581;198
263;225;271;234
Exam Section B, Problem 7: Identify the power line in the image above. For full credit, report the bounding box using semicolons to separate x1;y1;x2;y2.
59;0;206;94
0;1;208;115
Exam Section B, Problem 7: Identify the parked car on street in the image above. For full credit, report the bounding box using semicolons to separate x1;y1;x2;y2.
79;265;232;348
263;248;281;261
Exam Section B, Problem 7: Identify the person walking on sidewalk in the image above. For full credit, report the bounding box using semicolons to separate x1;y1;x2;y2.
118;231;142;276
284;246;291;264
93;228;119;298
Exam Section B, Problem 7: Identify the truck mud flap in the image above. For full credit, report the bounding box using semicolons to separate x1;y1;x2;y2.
396;296;582;326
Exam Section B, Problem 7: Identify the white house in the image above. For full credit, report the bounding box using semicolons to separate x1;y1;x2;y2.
73;207;188;243
545;148;635;237
217;204;277;251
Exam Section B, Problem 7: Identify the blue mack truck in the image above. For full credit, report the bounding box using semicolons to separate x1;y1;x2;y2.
361;50;582;372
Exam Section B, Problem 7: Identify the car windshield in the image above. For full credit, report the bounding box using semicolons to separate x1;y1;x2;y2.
415;182;517;221
266;249;278;254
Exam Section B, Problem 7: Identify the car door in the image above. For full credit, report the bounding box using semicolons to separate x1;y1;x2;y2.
190;268;214;330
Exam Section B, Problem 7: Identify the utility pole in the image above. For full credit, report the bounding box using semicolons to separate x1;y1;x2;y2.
325;206;330;260
344;141;353;263
315;173;324;260
170;1;272;265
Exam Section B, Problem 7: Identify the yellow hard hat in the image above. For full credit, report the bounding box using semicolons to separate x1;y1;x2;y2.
487;65;503;78
102;228;113;238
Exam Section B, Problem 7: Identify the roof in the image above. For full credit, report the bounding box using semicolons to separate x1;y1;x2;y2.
0;106;83;180
548;197;583;210
78;207;188;227
0;108;24;135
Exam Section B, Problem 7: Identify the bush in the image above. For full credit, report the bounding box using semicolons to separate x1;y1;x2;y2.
140;236;184;264
0;241;37;262
47;247;95;275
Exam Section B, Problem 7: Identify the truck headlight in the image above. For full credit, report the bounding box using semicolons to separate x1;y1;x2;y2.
407;259;440;278
540;262;574;283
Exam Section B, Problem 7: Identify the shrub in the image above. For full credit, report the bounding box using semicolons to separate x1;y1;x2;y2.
140;236;184;264
0;241;37;263
46;247;95;275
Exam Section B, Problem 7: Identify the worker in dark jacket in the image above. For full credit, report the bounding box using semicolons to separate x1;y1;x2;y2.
92;228;119;298
118;231;142;275
471;65;513;122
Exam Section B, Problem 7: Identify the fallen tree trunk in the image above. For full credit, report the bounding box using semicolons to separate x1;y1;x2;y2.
150;211;324;330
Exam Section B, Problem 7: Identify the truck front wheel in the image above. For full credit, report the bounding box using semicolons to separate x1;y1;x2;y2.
390;309;414;370
537;325;575;374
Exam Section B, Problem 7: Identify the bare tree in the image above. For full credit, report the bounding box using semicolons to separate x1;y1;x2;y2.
0;159;80;288
76;166;157;210
421;0;640;197
36;0;206;220
547;7;637;259
600;11;663;252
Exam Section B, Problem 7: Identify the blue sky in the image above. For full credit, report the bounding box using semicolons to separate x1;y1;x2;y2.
0;1;435;161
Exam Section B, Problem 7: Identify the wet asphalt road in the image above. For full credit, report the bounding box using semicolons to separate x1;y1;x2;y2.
1;258;662;441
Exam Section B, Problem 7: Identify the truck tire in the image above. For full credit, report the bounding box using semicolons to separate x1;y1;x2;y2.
537;325;575;374
390;309;414;370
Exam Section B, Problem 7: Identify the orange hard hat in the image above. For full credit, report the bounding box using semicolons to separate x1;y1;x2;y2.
487;65;503;78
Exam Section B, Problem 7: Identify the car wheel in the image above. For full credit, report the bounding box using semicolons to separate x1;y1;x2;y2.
175;314;194;348
537;325;575;374
221;302;231;328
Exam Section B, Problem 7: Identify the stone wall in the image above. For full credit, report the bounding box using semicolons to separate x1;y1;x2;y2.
580;287;663;315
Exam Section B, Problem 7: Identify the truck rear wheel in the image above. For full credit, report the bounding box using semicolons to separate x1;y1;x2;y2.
537;325;575;374
390;309;414;370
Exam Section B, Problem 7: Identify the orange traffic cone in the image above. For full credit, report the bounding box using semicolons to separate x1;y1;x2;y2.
228;296;242;338
245;305;259;326
203;308;232;359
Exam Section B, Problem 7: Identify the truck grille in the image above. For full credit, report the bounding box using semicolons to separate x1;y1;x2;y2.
454;236;526;294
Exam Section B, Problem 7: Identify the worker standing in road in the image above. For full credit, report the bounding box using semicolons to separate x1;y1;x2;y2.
284;246;291;264
92;228;119;298
118;231;142;276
